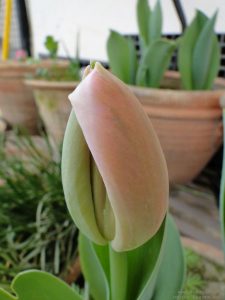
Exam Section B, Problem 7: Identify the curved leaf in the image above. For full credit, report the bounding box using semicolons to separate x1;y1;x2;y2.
153;216;186;300
136;39;176;88
137;0;150;47
107;30;137;84
192;12;218;89
178;10;208;90
0;271;82;300
79;234;110;300
127;219;166;300
203;35;220;89
0;290;16;300
149;1;162;45
81;214;185;300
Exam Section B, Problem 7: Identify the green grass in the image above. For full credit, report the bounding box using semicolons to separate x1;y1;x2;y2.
182;248;205;299
0;132;77;288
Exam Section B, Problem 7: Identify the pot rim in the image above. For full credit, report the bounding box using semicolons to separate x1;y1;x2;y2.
24;79;80;90
0;59;69;70
144;106;222;120
129;70;225;94
129;84;225;96
164;70;225;90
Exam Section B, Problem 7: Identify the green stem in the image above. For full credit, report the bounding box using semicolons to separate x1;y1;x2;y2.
220;110;225;256
109;246;127;300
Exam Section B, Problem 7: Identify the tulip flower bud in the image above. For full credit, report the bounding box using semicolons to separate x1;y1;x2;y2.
62;62;168;252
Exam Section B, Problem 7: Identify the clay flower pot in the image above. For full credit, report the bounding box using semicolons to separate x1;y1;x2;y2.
25;80;78;143
0;60;68;133
130;72;225;184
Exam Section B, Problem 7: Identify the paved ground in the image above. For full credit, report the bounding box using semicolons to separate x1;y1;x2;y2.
170;183;222;250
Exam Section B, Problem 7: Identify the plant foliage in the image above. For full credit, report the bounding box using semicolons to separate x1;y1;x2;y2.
35;35;81;81
45;36;59;59
107;0;176;88
178;10;220;90
0;133;77;289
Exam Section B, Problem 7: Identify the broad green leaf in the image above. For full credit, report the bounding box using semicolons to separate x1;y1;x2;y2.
149;0;162;45
136;39;176;88
137;216;185;300
0;270;82;300
203;35;220;89
93;241;128;300
137;0;150;47
178;10;208;90
192;12;218;89
79;234;110;300
126;218;166;300
93;243;110;283
89;217;166;300
220;111;225;256
107;30;137;84
153;216;186;300
0;290;16;300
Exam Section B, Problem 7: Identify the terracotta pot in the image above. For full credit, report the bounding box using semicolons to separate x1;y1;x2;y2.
130;72;225;184
0;60;68;134
25;80;78;144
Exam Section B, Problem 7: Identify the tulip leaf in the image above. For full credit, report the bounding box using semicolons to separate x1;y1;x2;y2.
202;35;220;89
178;10;219;90
107;30;137;84
79;234;110;300
178;10;207;90
220;111;225;256
137;0;151;48
127;219;166;300
80;215;185;300
0;270;82;300
137;0;162;49
148;0;162;45
192;11;218;89
136;39;176;88
152;216;186;300
93;243;110;283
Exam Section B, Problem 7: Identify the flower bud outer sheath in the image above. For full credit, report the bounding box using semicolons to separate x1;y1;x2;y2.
64;62;169;251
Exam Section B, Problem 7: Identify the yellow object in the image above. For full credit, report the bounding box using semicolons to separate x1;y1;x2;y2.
2;0;12;60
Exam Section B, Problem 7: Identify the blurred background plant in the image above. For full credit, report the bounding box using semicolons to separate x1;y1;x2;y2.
34;35;81;81
107;0;176;88
178;10;220;90
0;131;77;290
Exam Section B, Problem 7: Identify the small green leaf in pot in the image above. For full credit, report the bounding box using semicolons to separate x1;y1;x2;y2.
136;39;177;88
44;35;58;59
107;30;137;85
192;11;219;90
137;0;151;48
148;0;162;46
178;10;208;90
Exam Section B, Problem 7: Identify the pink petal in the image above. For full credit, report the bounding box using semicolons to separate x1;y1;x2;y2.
69;63;168;251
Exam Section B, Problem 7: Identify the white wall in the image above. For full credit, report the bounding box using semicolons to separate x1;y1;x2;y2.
26;0;225;62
